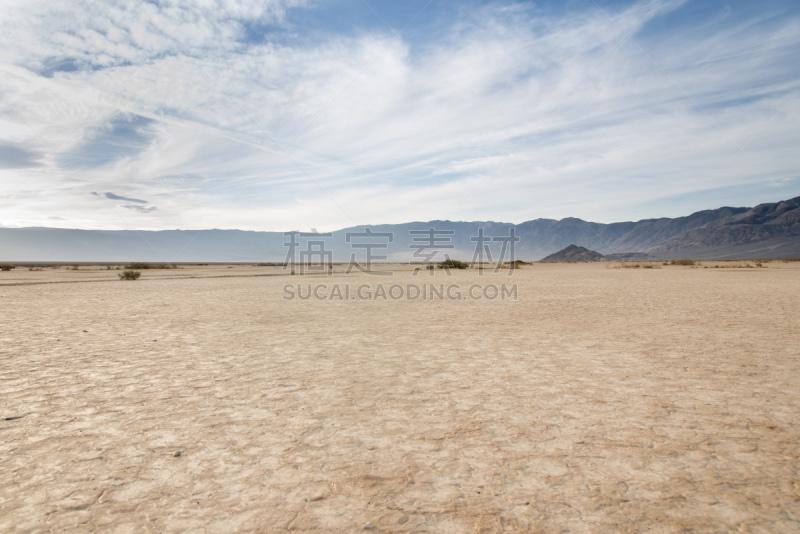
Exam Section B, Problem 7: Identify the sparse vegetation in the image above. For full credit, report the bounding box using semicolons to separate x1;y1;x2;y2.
670;259;695;266
439;258;469;270
0;264;15;271
616;263;661;269
500;259;531;269
118;270;142;280
125;263;177;269
711;263;765;269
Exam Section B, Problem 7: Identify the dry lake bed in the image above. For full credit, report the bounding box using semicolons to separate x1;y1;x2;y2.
1;262;799;532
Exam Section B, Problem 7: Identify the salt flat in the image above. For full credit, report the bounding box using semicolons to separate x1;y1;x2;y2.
1;262;799;532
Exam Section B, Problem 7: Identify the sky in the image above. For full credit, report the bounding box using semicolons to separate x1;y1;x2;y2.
0;0;799;231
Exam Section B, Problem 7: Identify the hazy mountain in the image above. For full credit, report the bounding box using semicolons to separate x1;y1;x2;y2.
1;196;798;262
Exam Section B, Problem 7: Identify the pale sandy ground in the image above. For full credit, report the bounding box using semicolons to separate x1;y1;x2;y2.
1;262;799;532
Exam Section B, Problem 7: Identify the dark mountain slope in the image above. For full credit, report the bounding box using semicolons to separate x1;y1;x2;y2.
539;245;605;262
648;196;800;259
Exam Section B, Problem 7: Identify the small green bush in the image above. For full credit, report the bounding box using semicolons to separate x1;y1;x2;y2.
0;265;14;271
670;259;695;266
439;258;469;269
118;270;142;280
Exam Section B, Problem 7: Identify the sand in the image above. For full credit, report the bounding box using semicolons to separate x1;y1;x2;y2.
1;262;799;532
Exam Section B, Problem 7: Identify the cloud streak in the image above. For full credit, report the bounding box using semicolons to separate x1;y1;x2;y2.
105;192;147;204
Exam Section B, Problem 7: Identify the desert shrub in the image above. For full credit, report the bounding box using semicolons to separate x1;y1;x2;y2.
670;259;695;266
118;270;141;280
439;258;469;269
0;265;14;271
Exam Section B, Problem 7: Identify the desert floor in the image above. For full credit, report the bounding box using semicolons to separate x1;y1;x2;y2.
1;262;799;532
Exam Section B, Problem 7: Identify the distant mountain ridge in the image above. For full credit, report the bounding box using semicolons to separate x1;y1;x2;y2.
1;196;799;261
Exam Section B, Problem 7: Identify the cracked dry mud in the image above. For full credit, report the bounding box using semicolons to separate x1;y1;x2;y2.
1;263;799;532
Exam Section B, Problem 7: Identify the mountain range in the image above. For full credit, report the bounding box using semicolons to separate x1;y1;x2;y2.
1;196;798;262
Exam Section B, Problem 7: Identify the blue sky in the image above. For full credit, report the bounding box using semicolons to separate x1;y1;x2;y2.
0;0;799;231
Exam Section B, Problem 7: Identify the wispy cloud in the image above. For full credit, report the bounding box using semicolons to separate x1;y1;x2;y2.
0;0;798;230
122;204;157;213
